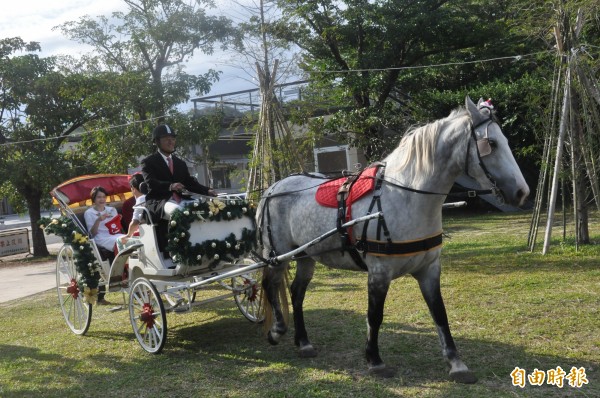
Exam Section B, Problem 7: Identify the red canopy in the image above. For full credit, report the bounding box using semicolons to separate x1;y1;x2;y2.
51;174;132;207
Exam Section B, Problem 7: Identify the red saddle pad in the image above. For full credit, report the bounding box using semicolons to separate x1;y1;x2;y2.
316;167;378;208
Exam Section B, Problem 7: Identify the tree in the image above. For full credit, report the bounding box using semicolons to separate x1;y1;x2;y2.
518;0;600;251
58;0;241;119
0;39;111;256
271;0;535;160
57;0;243;174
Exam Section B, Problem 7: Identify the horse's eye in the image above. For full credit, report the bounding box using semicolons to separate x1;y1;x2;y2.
488;140;497;149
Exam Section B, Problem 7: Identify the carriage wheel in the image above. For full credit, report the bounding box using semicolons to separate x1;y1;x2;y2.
56;245;92;335
232;259;264;323
128;278;167;354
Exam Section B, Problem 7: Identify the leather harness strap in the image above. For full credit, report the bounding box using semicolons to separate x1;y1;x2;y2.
336;162;443;266
336;168;369;270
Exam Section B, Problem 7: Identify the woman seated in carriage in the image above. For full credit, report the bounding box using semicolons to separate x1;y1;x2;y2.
84;186;126;256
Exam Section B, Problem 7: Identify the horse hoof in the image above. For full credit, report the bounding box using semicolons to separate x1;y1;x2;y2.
368;364;396;378
449;370;478;384
298;345;317;358
267;331;280;345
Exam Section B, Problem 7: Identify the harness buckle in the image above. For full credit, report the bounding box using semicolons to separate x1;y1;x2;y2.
355;240;366;253
467;190;477;198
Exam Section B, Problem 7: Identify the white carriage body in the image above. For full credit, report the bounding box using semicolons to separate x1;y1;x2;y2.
49;175;263;353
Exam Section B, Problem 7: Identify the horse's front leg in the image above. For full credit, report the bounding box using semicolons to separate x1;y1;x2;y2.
290;258;317;357
262;264;288;345
414;262;478;384
365;272;395;378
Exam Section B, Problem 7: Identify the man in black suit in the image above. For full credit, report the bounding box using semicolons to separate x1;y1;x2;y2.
141;124;216;256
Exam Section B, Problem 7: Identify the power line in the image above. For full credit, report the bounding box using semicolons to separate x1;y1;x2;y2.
1;50;558;148
305;51;554;74
0;116;164;147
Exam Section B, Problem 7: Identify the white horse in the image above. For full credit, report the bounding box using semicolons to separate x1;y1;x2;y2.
257;96;529;383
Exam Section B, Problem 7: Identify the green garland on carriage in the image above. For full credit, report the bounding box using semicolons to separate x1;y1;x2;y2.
165;198;257;268
39;197;257;299
38;217;102;302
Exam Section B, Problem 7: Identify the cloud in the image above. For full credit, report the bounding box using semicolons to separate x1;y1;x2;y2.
0;0;125;56
0;0;260;96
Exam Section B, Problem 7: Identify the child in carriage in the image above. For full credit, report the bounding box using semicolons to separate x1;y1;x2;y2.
117;173;147;251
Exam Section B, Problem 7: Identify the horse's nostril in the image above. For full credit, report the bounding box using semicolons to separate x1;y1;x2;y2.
516;188;530;203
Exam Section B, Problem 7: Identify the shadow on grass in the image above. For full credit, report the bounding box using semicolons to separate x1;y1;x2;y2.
1;303;597;398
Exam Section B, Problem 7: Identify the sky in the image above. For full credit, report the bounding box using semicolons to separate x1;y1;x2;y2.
0;0;259;100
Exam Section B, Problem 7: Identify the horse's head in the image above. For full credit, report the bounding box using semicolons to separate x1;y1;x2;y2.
465;96;530;207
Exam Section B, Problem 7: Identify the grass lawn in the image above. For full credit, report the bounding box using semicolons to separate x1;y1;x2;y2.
0;210;598;397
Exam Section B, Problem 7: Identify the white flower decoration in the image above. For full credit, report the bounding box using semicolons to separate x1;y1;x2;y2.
235;245;240;250
62;224;67;228
226;242;231;248
242;207;247;213
180;232;186;237
213;254;220;260
196;255;202;260
193;202;199;207
174;237;179;242
226;212;231;218
170;220;177;226
184;210;190;216
211;242;217;248
80;246;84;250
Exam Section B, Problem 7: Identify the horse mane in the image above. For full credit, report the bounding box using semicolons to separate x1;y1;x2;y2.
384;107;471;186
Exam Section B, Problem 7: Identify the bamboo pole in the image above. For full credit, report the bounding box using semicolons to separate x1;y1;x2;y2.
543;63;572;255
529;58;563;251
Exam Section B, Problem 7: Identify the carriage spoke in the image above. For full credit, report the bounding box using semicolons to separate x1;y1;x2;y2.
56;245;92;335
129;278;167;354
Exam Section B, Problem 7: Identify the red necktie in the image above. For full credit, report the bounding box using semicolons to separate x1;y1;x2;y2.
167;157;181;203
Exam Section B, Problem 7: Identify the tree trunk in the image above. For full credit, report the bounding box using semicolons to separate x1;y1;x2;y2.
570;93;590;244
26;192;49;257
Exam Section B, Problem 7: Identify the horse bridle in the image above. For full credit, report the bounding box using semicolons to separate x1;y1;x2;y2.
466;116;503;203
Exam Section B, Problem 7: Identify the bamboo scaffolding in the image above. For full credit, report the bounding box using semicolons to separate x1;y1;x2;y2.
247;60;306;200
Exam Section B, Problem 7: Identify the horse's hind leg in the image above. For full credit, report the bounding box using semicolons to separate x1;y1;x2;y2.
290;258;317;358
414;263;478;384
262;263;289;345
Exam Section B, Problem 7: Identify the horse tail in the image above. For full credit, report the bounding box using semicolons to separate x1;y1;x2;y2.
260;266;290;336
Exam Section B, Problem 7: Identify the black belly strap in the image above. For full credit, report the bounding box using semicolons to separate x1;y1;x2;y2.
359;232;443;256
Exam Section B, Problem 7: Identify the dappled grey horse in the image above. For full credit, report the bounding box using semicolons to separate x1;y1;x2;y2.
257;97;529;383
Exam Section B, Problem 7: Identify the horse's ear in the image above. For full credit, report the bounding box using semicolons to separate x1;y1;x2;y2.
465;96;485;124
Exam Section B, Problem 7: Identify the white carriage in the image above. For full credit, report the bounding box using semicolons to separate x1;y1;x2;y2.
46;174;265;353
